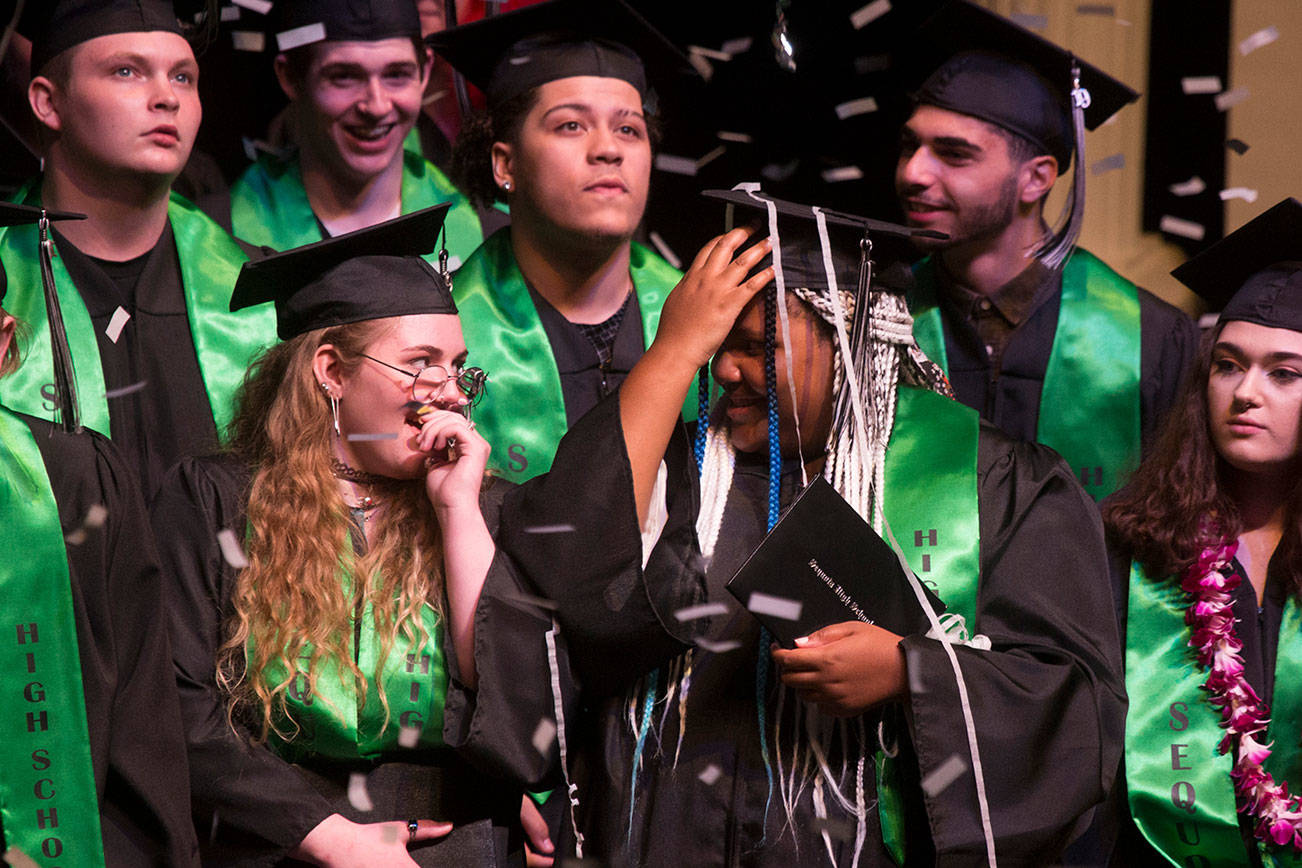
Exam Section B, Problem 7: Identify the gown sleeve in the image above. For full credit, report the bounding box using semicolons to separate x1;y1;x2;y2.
898;426;1128;865
150;456;335;861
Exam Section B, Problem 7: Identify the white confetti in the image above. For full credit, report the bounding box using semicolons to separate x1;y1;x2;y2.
686;53;713;82
821;166;864;183
695;638;743;653
1169;176;1206;197
345;432;399;441
674;602;729;622
3;847;41;868
747;592;802;621
532;717;557;756
1090;153;1125;175
1198;312;1220;329
654;154;698;176
920;753;969;796
1009;13;1047;30
346;772;374;812
217;528;250;569
84;503;108;529
720;37;753;56
1076;3;1114;15
397;725;422;749
1239;25;1279;56
687;45;732;62
105;306;130;344
105;380;148;399
647;231;682;270
501;590;560;612
717;130;752;144
523;524;576;534
1220;187;1259;203
276;22;326;52
835;97;879;120
231;0;272;13
1159;215;1206;241
1214;87;1250;111
220;6;240;21
761;160;799;182
1181;76;1222;95
849;0;891;29
696;145;726;170
230;30;265;52
697;764;722;785
422;88;449;106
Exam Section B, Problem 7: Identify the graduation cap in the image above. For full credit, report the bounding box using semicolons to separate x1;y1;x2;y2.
16;0;186;75
230;204;455;340
274;0;421;53
424;0;696;109
908;0;1139;267
0;202;88;432
1170;198;1302;330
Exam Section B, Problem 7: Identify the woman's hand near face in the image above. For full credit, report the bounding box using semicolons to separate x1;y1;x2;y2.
291;814;452;867
419;406;490;512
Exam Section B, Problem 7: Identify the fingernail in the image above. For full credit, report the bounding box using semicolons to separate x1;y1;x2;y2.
794;636;810;646
543;838;554;852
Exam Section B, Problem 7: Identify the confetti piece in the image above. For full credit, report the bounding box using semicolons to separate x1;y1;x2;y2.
687;53;713;82
1076;3;1114;15
105;306;130;343
217;528;250;568
648;231;682;270
1090;153;1125;175
276;22;326;52
84;503;108;529
1169;176;1206;197
1009;13;1047;30
698;764;722;785
1220;187;1259;203
1198;312;1220;329
717;130;752;144
1159;215;1206;241
346;432;399;441
1226;138;1251;155
346;772;374;812
1239;25;1279;56
720;37;753;56
821;166;864;183
760;160;799;182
501;589;560;613
696;145;726;170
695;637;743;653
230;30;265;52
220;6;240;21
674;602;729;622
398;725;422;748
835;97;879;120
1214;87;1250;111
654;154;698;176
523;524;576;534
231;0;271;12
532;717;557;756
3;847;41;868
208;811;221;845
105;380;147;399
1181;76;1222;95
687;45;732;62
422;88;449;106
850;0;891;29
921;753;969;796
747;592;803;621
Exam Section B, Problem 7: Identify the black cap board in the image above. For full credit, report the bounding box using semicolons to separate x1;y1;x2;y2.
274;0;421;53
18;0;184;76
0;201;85;302
425;0;695;108
230;204;455;340
1171;198;1302;330
911;0;1138;168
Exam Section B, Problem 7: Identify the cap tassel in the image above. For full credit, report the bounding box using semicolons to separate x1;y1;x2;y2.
1035;59;1089;270
37;212;80;433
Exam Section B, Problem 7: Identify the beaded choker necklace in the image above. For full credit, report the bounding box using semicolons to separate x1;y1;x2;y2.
330;459;386;511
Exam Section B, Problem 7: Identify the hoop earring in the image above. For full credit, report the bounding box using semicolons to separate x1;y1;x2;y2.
320;381;340;437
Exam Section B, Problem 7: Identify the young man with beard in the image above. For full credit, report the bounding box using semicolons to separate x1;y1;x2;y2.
0;0;277;500
899;1;1198;501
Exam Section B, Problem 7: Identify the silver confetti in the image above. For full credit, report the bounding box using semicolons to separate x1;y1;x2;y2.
654;154;698;177
1181;76;1222;95
1159;215;1206;241
523;524;576;534
1090;153;1125;175
397;725;422;749
105;306;130;344
697;764;722;785
230;30;265;52
532;717;557;756
687;45;731;62
345;432;399;441
821;166;864;183
695;637;743;654
849;0;891;29
1168;176;1206;197
231;0;271;12
647;231;682;270
747;592;802;621
674;602;729;622
217;528;250;569
220;6;239;21
920;753;969;797
716;131;753;144
1009;13;1047;30
84;504;108;529
1239;25;1279;56
1219;187;1259;203
276;23;326;52
835;97;879;120
1214;87;1250;112
105;380;148;400
761;160;799;183
346;772;375;812
696;145;726;170
720;37;753;56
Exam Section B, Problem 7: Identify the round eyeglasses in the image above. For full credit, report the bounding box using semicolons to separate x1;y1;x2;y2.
360;353;488;407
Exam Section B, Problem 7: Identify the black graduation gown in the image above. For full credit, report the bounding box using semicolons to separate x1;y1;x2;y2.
1102;542;1290;868
53;224;222;501
540;422;1126;867
933;268;1199;453
7;413;199;866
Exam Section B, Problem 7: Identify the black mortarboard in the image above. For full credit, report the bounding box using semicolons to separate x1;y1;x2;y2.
274;0;421;52
1171;198;1302;330
424;0;694;108
230;205;455;340
21;0;184;76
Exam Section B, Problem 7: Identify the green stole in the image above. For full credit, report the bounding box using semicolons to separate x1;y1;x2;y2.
230;149;483;265
0;188;276;439
257;549;449;762
0;407;105;867
875;385;983;863
911;249;1142;501
1125;561;1302;867
453;229;692;483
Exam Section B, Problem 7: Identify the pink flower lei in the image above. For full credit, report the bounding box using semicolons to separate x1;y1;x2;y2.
1182;539;1302;850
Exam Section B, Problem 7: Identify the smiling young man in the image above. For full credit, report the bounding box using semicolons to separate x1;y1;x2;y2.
900;1;1198;501
0;0;276;499
229;0;483;265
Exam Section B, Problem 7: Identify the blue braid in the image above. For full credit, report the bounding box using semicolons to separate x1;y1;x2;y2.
694;366;710;471
754;285;780;844
627;668;659;846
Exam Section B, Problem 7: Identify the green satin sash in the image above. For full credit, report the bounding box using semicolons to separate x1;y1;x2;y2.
1125;561;1302;867
876;385;983;864
230;149;483;266
258;550;449;763
911;249;1142;501
0;187;276;440
0;406;105;867
453;228;691;483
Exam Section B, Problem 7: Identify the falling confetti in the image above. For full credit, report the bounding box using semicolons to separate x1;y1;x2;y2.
717;131;753;144
1239;26;1279;56
277;22;326;52
230;30;265;52
821;166;864;183
747;592;803;621
698;764;722;786
217;528;250;569
105;307;130;344
532;717;557;756
1009;13;1047;30
1219;187;1259;203
105;381;148;400
232;0;272;12
835;97;879;120
1214;87;1249;111
1159;215;1206;241
849;0;891;29
674;602;729;622
695;638;743;654
346;772;375;812
920;753;969;796
1181;76;1222;95
654;154;699;176
648;232;682;270
523;524;576;534
398;725;422;749
1090;153;1125;175
1168;177;1206;197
